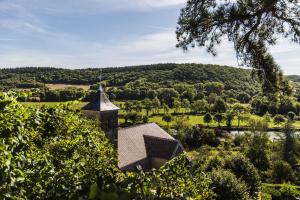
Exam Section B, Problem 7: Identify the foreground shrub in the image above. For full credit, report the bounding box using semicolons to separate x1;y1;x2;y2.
263;184;300;200
272;160;295;183
0;93;120;199
143;155;214;199
209;170;251;200
207;153;261;198
224;154;261;197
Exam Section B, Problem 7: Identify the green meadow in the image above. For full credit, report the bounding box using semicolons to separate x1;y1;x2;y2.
22;101;300;129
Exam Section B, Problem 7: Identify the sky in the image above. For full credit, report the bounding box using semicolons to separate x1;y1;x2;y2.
0;0;299;75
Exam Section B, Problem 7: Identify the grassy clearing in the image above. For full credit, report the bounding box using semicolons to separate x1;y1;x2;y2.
46;84;91;91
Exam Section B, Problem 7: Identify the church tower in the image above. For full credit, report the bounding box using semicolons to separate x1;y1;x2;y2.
82;86;119;139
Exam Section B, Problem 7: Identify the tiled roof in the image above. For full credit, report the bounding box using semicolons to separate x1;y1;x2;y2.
82;88;119;112
118;123;183;170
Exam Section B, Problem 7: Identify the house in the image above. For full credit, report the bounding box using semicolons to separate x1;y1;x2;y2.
82;86;184;171
118;123;184;171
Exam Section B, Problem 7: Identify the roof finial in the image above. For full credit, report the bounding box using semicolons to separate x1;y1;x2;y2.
98;69;103;92
98;69;102;82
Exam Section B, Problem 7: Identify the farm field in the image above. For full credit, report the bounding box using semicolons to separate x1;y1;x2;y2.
46;84;91;91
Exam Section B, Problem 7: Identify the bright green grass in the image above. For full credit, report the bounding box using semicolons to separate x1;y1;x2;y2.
147;114;254;127
141;114;300;129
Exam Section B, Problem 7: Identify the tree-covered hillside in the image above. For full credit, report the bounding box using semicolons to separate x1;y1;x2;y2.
0;63;260;95
288;75;300;84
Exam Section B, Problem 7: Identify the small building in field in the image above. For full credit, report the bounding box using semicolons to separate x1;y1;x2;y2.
82;87;184;172
118;123;184;171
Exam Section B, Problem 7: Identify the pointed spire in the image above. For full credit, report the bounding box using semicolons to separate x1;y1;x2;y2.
82;68;119;112
98;69;104;92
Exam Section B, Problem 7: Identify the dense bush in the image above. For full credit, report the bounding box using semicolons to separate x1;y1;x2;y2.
246;132;271;171
271;160;295;184
143;155;214;199
224;154;261;197
263;184;300;200
207;153;261;198
185;126;220;148
209;170;252;200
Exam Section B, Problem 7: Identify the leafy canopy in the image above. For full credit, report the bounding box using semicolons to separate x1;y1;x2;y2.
0;93;119;199
176;0;300;95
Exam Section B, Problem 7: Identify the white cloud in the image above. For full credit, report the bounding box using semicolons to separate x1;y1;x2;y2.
0;19;47;33
0;1;48;34
0;30;237;69
23;0;186;15
0;0;298;75
268;40;300;75
0;0;186;16
130;0;185;8
120;31;176;53
0;38;15;41
88;0;186;10
0;28;299;74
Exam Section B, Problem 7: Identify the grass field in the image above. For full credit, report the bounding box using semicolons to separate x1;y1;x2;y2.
22;101;300;129
46;84;91;91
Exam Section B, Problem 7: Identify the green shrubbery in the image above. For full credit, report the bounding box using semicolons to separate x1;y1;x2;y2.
0;93;120;199
1;93;251;199
262;184;300;200
1;91;300;199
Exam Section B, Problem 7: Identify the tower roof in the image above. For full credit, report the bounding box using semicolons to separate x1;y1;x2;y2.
82;87;119;112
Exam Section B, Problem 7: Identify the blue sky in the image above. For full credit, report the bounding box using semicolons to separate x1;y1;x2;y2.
0;0;299;75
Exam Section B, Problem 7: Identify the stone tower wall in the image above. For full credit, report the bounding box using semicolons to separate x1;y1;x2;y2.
100;110;118;140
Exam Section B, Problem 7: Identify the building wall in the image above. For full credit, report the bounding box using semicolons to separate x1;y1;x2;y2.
120;158;169;172
81;110;100;120
151;158;168;169
81;110;118;140
100;110;118;139
120;158;150;172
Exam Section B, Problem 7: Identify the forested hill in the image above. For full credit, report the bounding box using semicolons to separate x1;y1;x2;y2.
288;75;300;84
0;63;260;95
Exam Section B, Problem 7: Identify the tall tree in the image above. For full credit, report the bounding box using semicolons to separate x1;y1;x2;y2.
173;98;182;113
204;113;213;126
162;114;172;126
232;103;247;128
213;97;227;113
176;0;300;95
143;98;153;116
214;113;224;127
246;132;271;171
282;121;300;167
182;98;191;113
225;112;234;128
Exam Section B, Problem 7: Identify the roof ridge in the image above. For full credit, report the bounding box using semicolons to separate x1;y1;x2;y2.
143;134;177;142
118;122;156;130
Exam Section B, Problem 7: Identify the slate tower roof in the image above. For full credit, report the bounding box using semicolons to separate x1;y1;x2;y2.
82;86;119;112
